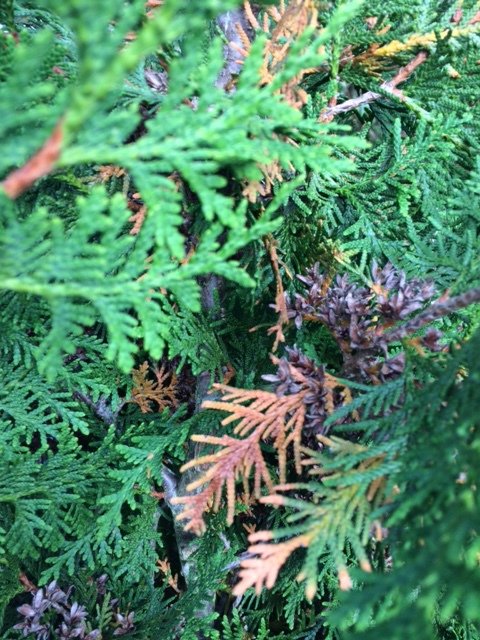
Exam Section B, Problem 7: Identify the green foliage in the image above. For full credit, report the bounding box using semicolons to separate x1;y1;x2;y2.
1;0;480;638
166;305;228;379
330;329;480;639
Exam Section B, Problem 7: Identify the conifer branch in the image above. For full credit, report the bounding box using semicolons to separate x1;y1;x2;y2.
234;0;318;108
5;1;480;636
264;235;290;351
216;7;254;90
171;385;309;534
232;532;312;597
172;365;347;534
232;436;389;598
129;361;178;413
320;52;428;122
175;265;480;596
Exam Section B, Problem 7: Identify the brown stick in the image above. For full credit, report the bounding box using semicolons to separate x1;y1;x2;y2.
384;287;480;344
319;52;428;122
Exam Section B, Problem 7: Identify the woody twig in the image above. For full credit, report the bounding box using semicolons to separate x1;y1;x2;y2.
384;286;480;344
320;51;428;122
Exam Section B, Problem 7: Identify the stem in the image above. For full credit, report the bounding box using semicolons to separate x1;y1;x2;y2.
384;287;480;344
160;8;258;635
320;52;430;122
73;390;125;426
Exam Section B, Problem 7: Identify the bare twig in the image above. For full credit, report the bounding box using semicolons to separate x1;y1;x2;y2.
384;286;480;344
319;52;428;122
73;391;125;425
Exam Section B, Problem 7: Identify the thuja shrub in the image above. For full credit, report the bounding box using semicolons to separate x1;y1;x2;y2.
1;1;480;639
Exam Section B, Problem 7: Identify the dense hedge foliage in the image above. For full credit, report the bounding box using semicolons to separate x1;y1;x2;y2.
1;1;480;638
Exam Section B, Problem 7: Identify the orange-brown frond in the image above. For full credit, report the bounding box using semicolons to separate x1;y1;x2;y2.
172;429;279;533
232;533;312;595
130;361;178;413
235;1;318;121
174;383;311;532
2;121;63;199
235;21;252;52
243;1;261;31
171;479;221;534
128;203;147;235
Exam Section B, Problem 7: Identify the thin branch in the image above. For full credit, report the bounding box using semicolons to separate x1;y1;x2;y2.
384;286;480;344
73;390;125;425
319;52;428;122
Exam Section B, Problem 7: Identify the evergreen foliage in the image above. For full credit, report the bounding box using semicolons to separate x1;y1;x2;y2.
1;1;480;639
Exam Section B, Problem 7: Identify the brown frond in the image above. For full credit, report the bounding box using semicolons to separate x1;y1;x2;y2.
97;165;126;182
242;157;284;203
130;361;178;413
238;1;318;109
266;6;283;22
222;362;236;385
128;201;147;235
171;475;223;534
243;1;261;31
235;21;253;52
1;121;63;199
242;179;265;202
173;345;359;529
232;532;312;596
233;436;387;596
172;346;356;535
19;573;37;594
156;558;181;593
171;383;310;533
237;2;318;203
229;43;249;63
